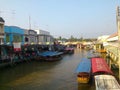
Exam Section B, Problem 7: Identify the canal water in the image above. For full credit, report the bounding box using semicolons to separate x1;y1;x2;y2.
0;49;95;90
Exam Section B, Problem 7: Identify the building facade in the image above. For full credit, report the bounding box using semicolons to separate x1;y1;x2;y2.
0;17;5;44
36;29;54;45
37;34;54;45
35;29;50;35
24;29;37;45
4;26;24;45
24;29;29;44
2;24;54;45
28;30;37;44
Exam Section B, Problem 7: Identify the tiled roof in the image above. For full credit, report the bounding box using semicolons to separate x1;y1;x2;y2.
107;32;118;39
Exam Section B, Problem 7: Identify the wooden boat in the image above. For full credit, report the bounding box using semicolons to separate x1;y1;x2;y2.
39;51;63;61
94;75;120;90
97;49;106;53
76;58;91;83
87;52;101;59
91;57;113;75
64;47;74;54
91;58;120;90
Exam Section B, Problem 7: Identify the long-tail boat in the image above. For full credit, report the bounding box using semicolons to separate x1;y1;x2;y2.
38;51;63;61
76;58;91;83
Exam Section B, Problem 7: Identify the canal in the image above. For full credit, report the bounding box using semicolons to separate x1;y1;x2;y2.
0;49;95;90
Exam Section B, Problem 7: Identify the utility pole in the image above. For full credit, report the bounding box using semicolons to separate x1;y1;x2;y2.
29;16;31;30
116;6;120;80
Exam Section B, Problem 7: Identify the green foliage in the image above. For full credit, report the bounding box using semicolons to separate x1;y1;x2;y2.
54;36;97;42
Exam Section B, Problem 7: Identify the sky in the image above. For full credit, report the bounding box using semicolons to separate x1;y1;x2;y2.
0;0;120;39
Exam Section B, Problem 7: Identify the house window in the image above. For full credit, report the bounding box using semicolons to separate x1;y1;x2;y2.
25;37;28;42
13;35;22;42
6;34;10;43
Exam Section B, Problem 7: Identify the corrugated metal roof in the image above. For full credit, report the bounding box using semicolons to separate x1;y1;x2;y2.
107;32;118;39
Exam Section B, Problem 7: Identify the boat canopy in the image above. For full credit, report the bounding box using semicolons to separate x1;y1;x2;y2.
39;51;63;57
76;58;91;73
91;58;113;75
65;47;74;50
95;75;120;90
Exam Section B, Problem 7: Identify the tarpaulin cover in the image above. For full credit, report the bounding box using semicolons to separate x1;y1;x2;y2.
39;51;63;57
91;58;113;75
76;58;91;73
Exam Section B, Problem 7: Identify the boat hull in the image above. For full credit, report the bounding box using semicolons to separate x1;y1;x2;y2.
76;58;91;84
77;72;90;83
43;56;62;61
77;77;90;83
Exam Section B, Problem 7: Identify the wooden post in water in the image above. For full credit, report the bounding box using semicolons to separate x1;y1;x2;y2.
116;6;120;79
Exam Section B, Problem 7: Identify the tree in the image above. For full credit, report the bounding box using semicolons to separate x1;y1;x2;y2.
79;36;83;41
59;36;62;40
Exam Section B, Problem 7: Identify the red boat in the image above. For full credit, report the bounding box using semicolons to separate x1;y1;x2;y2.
91;57;113;75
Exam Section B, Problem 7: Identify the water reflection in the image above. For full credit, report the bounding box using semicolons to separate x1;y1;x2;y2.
0;49;96;90
78;83;95;90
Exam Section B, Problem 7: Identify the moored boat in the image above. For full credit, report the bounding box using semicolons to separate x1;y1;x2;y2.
94;75;120;90
91;57;113;75
76;58;91;83
64;47;74;54
38;51;63;61
91;57;120;90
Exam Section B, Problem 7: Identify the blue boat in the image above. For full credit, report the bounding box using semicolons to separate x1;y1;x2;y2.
38;51;63;61
76;58;91;83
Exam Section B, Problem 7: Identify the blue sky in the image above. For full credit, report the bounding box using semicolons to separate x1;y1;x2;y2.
0;0;119;38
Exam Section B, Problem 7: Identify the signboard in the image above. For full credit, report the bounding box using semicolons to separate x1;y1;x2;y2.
13;42;21;52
